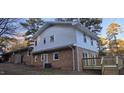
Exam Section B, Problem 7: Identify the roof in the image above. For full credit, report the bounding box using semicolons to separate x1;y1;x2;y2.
32;44;74;54
33;21;98;40
2;46;33;55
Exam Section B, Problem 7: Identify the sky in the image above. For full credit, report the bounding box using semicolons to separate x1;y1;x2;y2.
100;18;124;39
44;18;124;39
19;18;124;40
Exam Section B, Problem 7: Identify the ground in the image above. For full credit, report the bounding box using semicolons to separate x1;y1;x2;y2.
0;63;101;75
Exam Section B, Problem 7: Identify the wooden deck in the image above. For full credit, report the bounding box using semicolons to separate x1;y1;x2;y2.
82;57;102;70
82;56;124;74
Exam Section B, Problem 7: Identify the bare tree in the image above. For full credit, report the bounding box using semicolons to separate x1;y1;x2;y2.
0;18;19;37
0;18;20;51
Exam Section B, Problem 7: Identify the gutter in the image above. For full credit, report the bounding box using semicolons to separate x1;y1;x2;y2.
76;46;80;71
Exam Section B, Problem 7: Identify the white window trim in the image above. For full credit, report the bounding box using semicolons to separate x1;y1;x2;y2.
53;52;59;61
50;35;54;43
27;51;30;56
83;52;88;66
87;53;90;65
41;54;44;62
83;33;87;43
43;38;46;44
35;40;37;46
91;38;93;46
93;55;97;66
34;56;37;62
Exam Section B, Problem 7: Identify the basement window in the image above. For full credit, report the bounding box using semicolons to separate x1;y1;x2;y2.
53;52;59;60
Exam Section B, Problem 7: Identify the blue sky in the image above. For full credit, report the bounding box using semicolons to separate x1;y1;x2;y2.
44;18;124;39
100;18;124;39
20;18;124;39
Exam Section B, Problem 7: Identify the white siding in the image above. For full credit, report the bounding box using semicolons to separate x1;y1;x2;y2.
33;25;76;52
75;30;98;52
33;24;98;53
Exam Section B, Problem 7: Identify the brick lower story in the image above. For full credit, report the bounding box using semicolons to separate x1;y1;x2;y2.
32;46;98;71
33;48;73;71
6;46;98;72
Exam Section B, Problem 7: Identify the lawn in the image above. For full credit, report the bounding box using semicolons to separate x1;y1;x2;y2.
0;63;101;75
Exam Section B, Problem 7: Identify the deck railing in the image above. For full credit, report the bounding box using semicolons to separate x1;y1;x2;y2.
82;57;102;69
82;56;124;70
117;56;123;69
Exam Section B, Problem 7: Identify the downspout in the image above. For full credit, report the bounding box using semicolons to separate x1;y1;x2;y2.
76;46;80;71
69;46;75;71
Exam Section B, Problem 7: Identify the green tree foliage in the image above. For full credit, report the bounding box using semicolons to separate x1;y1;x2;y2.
98;37;108;56
56;18;102;34
9;41;29;51
20;18;44;36
0;37;17;52
80;18;102;33
106;23;123;55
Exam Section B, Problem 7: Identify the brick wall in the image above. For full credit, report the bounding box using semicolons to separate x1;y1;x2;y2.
32;46;98;71
8;46;98;72
33;48;73;71
32;54;43;68
74;47;98;71
9;50;33;66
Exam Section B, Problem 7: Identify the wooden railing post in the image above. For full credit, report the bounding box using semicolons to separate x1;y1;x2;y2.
101;57;104;74
116;56;119;69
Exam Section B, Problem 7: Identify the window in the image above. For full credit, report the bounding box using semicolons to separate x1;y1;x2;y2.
41;54;44;61
53;52;59;60
35;41;37;46
27;51;31;56
34;56;37;62
44;38;46;44
91;38;93;46
83;53;85;58
83;33;87;43
50;35;54;42
83;52;88;66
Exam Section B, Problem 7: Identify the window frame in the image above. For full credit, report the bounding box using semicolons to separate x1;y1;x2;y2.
35;40;37;46
50;35;54;43
41;54;44;62
83;52;88;66
83;33;87;43
34;56;37;62
27;51;31;56
43;38;46;44
91;38;93;46
53;52;59;61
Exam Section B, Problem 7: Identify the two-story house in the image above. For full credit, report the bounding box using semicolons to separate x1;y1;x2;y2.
32;21;98;71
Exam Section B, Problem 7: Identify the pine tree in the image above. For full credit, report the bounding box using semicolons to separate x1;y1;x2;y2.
55;18;102;34
20;18;44;36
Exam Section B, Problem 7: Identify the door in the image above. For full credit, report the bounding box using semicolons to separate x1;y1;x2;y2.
15;54;21;64
43;54;48;63
43;54;49;68
21;55;24;64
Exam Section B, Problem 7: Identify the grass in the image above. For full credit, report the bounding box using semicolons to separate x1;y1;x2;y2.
0;63;101;75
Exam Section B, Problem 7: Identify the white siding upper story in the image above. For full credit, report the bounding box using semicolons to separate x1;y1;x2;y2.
33;25;98;53
75;30;98;52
